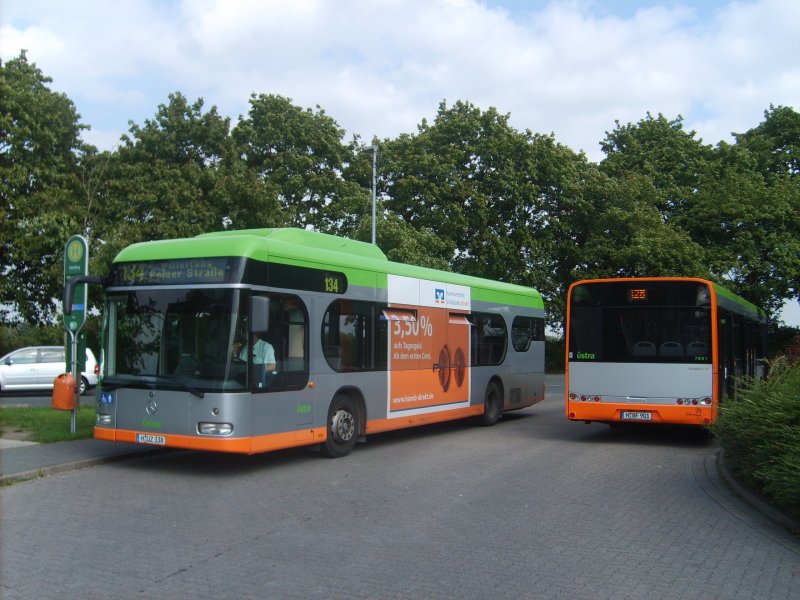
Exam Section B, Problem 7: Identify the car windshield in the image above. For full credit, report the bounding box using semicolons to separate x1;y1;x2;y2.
103;288;249;392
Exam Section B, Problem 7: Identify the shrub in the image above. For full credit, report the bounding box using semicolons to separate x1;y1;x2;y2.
0;320;102;358
714;361;800;521
0;324;62;357
545;337;565;373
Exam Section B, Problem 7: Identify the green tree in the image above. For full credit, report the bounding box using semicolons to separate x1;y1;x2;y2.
734;104;800;178
379;101;695;329
544;166;706;329
599;109;800;319
231;94;351;230
379;101;546;283
577;173;706;278
0;51;88;324
334;142;451;270
90;93;232;274
731;105;800;313
600;113;714;218
681;141;800;317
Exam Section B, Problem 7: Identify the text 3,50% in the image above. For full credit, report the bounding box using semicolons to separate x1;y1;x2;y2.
393;315;433;338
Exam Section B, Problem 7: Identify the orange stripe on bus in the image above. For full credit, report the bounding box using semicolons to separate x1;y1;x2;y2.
94;405;486;456
366;405;483;434
94;427;324;455
566;403;713;426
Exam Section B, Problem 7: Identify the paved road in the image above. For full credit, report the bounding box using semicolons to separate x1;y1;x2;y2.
1;375;798;599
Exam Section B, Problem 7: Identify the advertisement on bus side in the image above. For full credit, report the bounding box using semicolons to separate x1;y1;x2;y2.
387;275;472;417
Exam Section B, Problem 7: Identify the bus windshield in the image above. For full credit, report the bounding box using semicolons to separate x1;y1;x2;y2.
103;288;249;392
569;281;712;363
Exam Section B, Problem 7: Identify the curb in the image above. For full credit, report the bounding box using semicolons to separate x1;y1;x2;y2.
716;449;800;535
0;448;161;486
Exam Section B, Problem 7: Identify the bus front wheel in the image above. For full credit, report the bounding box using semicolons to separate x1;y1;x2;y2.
480;382;502;426
320;395;359;458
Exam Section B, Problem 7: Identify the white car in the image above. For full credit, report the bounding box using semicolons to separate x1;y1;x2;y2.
0;346;99;395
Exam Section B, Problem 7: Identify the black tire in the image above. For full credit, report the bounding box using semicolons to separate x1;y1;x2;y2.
79;377;89;396
480;381;502;426
320;395;359;458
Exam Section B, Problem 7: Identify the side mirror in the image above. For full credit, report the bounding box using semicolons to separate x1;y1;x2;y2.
63;275;105;315
250;296;270;333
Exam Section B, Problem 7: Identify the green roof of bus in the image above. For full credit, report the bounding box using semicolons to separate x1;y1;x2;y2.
112;228;543;309
711;282;766;322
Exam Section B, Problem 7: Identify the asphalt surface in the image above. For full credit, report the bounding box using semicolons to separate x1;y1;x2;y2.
1;383;797;538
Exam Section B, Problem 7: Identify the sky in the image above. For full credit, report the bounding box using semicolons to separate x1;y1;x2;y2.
1;0;798;324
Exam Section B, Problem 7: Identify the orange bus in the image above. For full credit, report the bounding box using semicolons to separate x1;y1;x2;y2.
565;277;767;427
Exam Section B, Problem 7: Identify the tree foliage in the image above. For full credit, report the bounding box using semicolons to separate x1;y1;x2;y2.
600;109;800;320
380;101;545;284
600;113;713;218
734;104;800;178
0;51;88;324
231;94;351;231
75;93;236;285
378;102;710;328
0;56;797;331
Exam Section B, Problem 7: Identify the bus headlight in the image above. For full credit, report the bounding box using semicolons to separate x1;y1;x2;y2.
700;397;712;406
198;422;233;436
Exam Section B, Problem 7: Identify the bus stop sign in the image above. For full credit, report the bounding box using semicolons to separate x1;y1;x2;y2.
63;235;89;332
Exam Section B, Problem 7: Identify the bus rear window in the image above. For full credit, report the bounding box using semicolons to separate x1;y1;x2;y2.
569;282;711;363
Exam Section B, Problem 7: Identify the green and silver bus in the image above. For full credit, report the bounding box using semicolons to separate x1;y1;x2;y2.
566;277;767;427
84;228;545;456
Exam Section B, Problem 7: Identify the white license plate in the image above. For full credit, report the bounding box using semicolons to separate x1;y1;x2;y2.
136;433;166;445
620;411;652;421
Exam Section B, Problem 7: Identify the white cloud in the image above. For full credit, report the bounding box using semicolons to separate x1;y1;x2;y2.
1;0;798;161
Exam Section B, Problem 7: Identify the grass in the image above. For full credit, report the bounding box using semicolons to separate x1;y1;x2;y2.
0;405;95;442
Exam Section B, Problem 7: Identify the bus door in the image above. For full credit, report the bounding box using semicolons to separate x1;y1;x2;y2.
248;293;312;438
718;310;736;401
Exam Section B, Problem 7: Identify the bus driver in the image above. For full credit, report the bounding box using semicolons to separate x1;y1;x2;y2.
233;332;276;387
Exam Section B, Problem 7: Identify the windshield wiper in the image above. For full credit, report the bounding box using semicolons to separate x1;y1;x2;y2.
152;374;205;398
100;374;205;398
99;376;137;392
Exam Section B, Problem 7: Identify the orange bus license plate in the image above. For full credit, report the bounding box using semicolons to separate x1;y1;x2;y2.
620;411;652;421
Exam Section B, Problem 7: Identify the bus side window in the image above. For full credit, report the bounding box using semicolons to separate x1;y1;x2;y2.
511;316;544;352
322;300;387;372
468;312;507;365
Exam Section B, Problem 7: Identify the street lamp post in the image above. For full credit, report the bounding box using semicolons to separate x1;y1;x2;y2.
368;145;378;245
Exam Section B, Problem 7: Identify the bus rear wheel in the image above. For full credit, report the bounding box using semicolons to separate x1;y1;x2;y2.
320;395;359;458
480;382;502;426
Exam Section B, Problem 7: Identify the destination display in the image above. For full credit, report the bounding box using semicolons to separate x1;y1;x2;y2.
109;258;238;286
109;257;349;294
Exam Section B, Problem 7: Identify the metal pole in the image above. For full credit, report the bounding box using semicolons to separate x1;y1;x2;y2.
68;328;78;435
371;145;377;245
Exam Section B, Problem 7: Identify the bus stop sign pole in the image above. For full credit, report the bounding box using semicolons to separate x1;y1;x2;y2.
63;235;89;435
